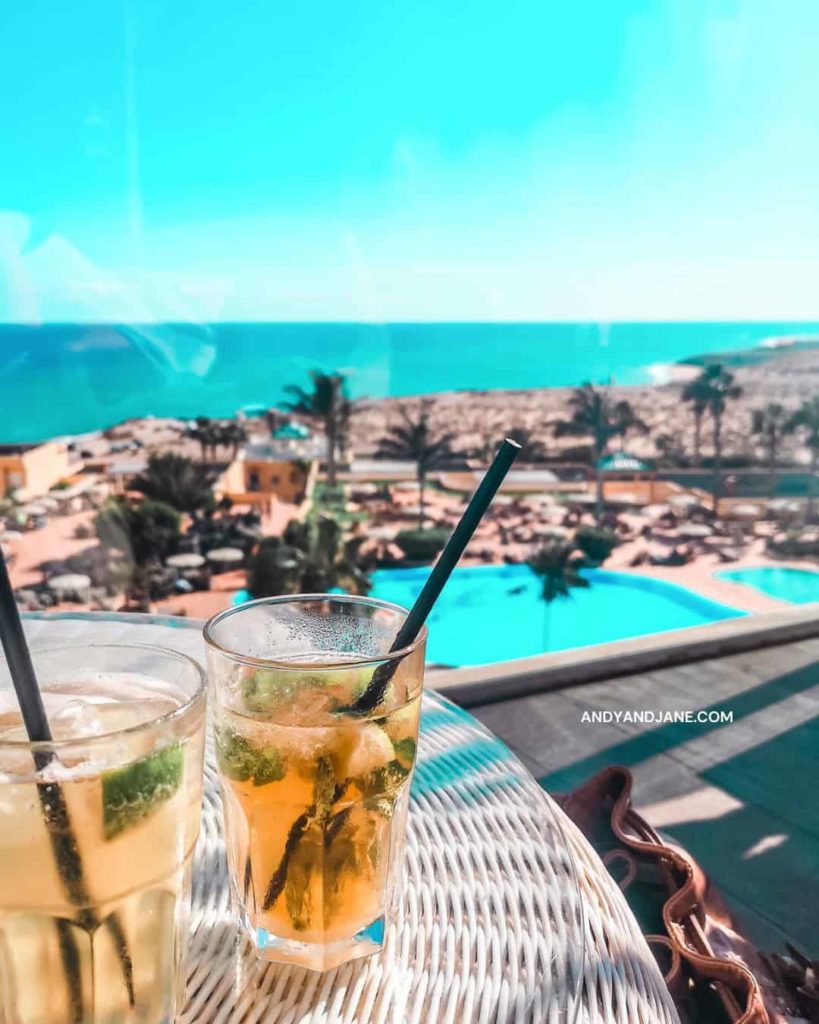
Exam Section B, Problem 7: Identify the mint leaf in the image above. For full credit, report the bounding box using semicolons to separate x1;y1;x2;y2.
314;755;336;818
392;737;417;769
363;796;395;819
356;759;409;800
102;743;183;840
215;727;285;787
282;755;337;930
242;670;302;714
285;827;320;931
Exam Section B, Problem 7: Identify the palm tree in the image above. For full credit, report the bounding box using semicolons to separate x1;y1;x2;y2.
218;421;248;459
682;373;714;466
188;416;220;462
654;432;685;467
527;538;589;650
376;401;458;529
787;397;819;521
96;498;181;567
282;371;351;487
553;383;648;522
132;453;215;513
247;515;370;598
751;402;789;497
699;365;742;513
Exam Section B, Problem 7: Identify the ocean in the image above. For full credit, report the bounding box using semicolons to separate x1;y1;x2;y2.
1;321;817;443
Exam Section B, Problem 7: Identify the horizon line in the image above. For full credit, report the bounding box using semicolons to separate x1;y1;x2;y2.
3;318;819;328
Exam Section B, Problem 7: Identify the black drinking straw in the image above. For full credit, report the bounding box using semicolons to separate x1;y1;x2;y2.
0;550;134;1012
262;439;523;911
0;551;53;746
352;438;522;713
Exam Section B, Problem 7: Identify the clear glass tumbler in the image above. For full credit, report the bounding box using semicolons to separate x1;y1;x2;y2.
0;643;206;1024
204;595;426;972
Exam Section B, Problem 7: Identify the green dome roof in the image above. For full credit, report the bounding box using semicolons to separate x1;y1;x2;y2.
273;422;312;440
597;451;652;472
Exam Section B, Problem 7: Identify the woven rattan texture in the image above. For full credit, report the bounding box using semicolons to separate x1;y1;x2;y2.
21;614;680;1024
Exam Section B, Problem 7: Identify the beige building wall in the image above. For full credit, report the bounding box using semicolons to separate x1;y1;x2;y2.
244;458;309;502
0;443;73;500
214;457;317;505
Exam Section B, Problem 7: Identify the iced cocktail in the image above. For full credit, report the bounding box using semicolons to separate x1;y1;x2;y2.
204;595;425;972
0;644;206;1024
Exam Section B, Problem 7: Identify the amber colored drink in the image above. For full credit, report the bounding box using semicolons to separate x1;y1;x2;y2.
0;646;206;1024
205;596;426;972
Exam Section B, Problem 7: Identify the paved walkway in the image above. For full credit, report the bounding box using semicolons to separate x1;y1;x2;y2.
6;510;98;589
471;638;819;955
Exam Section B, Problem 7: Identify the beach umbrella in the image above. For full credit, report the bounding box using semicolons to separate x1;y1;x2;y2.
165;553;207;570
730;503;764;520
369;526;397;541
678;523;714;538
206;547;244;564
532;522;568;537
47;573;92;597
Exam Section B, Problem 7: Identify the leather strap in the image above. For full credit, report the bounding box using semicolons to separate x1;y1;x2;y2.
557;767;778;1024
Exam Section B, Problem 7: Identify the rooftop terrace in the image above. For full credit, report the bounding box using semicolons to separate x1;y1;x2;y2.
446;621;819;953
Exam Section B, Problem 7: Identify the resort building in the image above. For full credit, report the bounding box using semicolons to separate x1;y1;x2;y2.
214;424;322;509
0;441;75;500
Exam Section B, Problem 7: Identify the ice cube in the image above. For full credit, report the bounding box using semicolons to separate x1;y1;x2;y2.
51;698;107;739
0;744;35;779
93;698;178;734
336;724;396;778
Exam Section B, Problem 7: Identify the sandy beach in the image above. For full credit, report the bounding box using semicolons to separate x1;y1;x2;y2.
350;344;819;465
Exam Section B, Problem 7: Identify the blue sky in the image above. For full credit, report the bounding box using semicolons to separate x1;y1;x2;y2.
2;0;819;321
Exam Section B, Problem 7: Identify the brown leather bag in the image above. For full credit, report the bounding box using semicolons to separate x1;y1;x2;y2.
556;767;798;1024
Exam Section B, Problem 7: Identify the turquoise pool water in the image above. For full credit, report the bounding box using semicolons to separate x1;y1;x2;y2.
716;566;819;605
367;565;744;667
232;566;744;666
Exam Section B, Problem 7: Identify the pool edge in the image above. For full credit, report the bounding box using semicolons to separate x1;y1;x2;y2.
428;604;819;707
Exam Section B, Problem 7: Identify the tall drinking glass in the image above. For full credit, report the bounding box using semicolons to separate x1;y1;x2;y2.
0;643;206;1024
204;595;426;972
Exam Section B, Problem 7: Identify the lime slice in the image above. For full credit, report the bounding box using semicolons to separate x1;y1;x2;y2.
102;743;184;840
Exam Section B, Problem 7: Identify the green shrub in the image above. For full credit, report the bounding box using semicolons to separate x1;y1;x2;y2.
395;528;449;563
574;525;618;566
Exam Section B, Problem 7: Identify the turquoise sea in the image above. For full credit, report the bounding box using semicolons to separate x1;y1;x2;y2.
1;321;817;443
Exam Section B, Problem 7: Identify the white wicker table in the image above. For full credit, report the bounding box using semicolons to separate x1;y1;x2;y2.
23;614;680;1024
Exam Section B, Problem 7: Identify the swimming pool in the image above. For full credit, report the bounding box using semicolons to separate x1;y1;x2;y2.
369;565;744;667
716;566;819;605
